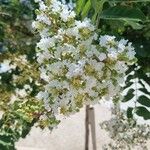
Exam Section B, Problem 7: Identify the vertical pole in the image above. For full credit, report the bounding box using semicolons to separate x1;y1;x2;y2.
89;107;97;150
85;105;97;150
85;105;89;150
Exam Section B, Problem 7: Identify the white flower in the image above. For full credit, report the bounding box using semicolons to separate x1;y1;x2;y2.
108;47;118;59
119;39;128;45
37;14;51;25
66;27;79;37
51;0;61;13
37;50;53;64
127;49;136;60
40;28;50;38
60;9;75;22
39;67;50;82
85;76;97;89
39;1;47;11
0;60;16;73
99;35;115;47
15;88;27;98
101;106;150;150
10;94;18;104
34;0;42;3
33;0;136;118
114;61;128;74
118;43;125;52
16;55;28;64
24;84;33;92
75;18;95;31
37;37;55;50
98;53;107;61
32;21;38;29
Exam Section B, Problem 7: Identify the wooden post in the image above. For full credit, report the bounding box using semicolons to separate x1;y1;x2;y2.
85;105;90;150
89;107;97;150
85;105;97;150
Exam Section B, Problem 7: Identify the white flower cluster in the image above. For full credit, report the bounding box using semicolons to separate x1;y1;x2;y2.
0;54;37;106
9;84;33;104
33;0;136;115
15;84;33;98
0;60;16;74
100;106;150;150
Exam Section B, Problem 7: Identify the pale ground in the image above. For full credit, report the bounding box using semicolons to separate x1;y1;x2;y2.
16;105;112;150
0;104;150;150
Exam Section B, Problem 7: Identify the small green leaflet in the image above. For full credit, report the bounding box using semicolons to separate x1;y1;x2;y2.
100;6;146;21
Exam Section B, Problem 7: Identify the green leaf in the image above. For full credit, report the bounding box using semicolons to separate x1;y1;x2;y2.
122;88;134;102
135;106;150;120
123;81;133;89
92;0;107;23
137;96;150;107
76;0;86;15
139;88;150;95
109;0;150;2
137;70;150;85
100;6;146;22
127;107;133;118
138;80;145;88
126;65;135;75
90;0;97;9
81;0;91;19
125;20;144;30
